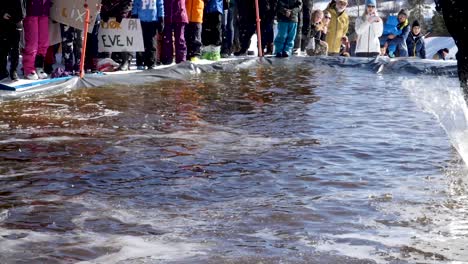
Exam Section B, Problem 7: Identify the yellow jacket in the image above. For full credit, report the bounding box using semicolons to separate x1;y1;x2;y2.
325;4;349;54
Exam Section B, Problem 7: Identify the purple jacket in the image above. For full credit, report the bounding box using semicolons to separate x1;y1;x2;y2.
164;0;188;24
26;0;51;17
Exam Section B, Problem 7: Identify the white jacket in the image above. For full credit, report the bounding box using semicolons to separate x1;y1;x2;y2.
355;14;383;54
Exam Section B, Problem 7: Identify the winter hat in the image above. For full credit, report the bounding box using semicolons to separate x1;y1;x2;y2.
365;0;376;7
398;9;408;17
412;20;420;28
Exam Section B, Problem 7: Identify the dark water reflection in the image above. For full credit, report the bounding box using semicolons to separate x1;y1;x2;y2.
0;62;467;263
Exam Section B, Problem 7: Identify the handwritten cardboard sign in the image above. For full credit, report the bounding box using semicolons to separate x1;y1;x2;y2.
50;0;101;31
98;19;145;52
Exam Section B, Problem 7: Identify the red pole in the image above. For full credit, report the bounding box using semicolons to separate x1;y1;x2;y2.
79;3;91;78
254;0;263;57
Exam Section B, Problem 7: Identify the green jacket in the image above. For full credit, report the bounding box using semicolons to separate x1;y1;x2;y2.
276;0;302;23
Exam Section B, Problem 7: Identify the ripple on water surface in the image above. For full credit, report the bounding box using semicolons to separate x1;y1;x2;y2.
0;62;467;263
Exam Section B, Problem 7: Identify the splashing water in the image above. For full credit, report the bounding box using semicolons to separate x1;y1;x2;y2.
403;76;468;164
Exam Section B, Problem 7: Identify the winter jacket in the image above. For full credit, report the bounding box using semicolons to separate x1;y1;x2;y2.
406;32;426;59
132;0;164;22
205;0;223;14
0;0;25;24
355;14;383;54
26;0;51;17
101;0;133;22
325;2;349;54
186;0;204;23
164;0;188;24
382;15;410;45
276;0;301;23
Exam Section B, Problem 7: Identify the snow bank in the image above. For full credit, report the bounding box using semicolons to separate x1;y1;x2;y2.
424;37;458;60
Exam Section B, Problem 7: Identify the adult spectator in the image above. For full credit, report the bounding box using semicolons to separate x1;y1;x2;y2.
324;0;349;56
379;9;410;57
354;0;382;57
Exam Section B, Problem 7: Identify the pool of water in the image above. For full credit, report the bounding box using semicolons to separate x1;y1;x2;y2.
1;60;468;263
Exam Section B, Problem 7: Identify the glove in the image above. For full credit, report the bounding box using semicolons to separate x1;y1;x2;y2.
116;16;123;23
157;17;164;32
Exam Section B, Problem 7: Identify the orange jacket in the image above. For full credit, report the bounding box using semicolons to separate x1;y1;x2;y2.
186;0;204;23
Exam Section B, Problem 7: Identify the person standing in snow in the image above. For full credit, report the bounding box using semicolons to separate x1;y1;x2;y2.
274;0;302;57
406;20;425;59
379;9;410;57
185;0;204;61
161;0;188;64
324;0;349;56
132;0;164;69
0;0;25;81
101;0;134;71
23;0;52;80
201;0;223;60
354;0;382;57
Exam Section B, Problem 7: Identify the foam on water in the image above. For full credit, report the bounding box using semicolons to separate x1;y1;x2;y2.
402;76;468;164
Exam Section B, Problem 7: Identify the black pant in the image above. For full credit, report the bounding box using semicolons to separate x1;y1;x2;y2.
136;21;159;67
0;24;21;78
202;12;222;46
186;22;202;59
261;18;274;50
300;0;314;51
237;18;256;53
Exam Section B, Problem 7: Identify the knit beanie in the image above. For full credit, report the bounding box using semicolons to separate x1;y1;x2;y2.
365;0;376;7
412;20;420;28
398;9;408;17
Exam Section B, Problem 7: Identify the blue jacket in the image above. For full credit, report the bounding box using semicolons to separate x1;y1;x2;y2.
205;0;223;14
406;32;426;59
383;15;410;45
132;0;165;22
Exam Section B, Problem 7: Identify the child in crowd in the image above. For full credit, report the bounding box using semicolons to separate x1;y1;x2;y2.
23;0;52;80
406;20;426;59
161;0;188;64
0;0;25;81
185;0;204;61
354;0;383;57
305;9;328;56
274;0;302;57
132;0;164;70
202;0;223;60
61;25;83;74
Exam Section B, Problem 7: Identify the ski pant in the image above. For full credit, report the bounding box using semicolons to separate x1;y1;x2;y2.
185;22;202;59
0;24;21;78
261;18;274;51
85;13;100;71
221;7;234;55
300;0;314;51
237;18;256;53
23;16;49;75
162;22;187;64
136;21;159;67
293;10;303;51
202;12;222;46
274;21;298;56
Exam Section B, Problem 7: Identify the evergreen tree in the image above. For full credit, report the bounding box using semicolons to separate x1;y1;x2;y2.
430;12;450;36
